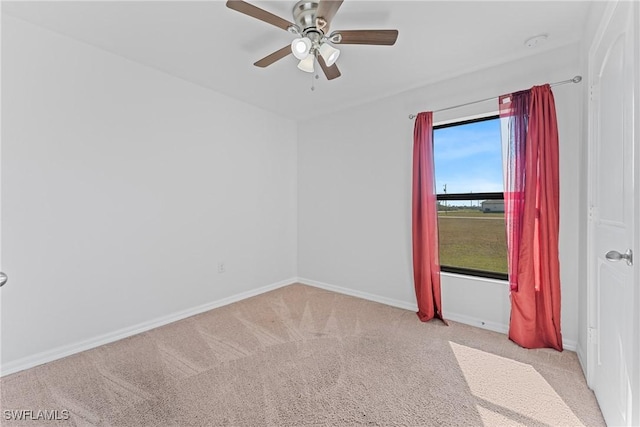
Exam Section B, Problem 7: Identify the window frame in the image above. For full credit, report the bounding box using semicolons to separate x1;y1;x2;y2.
433;115;508;282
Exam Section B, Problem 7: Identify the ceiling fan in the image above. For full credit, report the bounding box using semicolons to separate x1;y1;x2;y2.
226;0;399;80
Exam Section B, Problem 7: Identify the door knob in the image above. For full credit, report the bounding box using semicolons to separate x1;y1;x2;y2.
605;249;633;266
0;272;7;287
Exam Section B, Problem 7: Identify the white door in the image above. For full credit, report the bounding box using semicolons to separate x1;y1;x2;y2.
588;1;638;426
0;11;5;291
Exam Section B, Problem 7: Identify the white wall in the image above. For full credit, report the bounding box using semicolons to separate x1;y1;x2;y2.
0;12;587;375
0;16;297;371
298;43;583;348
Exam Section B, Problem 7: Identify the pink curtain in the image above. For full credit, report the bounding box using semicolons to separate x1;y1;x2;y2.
500;91;529;292
501;85;563;350
412;112;444;322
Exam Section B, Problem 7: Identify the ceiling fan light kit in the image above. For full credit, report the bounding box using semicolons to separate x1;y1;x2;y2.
297;55;316;73
318;42;340;66
291;37;313;60
226;0;398;81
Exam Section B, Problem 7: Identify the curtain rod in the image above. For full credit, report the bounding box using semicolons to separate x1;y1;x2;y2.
407;75;582;120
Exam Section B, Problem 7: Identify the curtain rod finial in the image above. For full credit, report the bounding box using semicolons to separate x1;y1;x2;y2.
572;75;582;83
409;114;416;119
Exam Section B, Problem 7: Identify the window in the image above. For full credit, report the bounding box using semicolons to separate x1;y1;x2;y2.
433;115;507;280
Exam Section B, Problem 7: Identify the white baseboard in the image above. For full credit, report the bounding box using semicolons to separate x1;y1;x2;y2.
296;277;418;312
576;341;588;375
562;339;577;352
297;277;577;351
298;277;510;339
446;314;577;351
444;311;509;335
444;312;576;351
2;277;578;377
0;278;296;377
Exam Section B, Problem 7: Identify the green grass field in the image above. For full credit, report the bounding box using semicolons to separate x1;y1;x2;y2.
437;210;508;274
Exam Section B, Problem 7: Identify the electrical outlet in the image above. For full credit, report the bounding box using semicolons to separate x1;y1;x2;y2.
217;262;225;274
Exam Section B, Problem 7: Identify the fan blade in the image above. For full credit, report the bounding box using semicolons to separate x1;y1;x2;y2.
316;0;344;31
226;0;294;31
254;45;292;68
317;55;341;80
334;29;398;45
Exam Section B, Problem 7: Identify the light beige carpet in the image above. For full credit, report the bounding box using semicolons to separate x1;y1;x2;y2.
1;284;604;426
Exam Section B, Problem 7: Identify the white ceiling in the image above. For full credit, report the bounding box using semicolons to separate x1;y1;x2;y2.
2;1;592;120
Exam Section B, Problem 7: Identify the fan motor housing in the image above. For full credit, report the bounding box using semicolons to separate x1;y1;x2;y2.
293;1;321;33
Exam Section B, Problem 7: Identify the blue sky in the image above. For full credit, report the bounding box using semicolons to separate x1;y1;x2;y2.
433;118;504;195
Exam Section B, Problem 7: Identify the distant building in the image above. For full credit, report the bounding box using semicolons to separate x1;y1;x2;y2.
482;200;504;213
